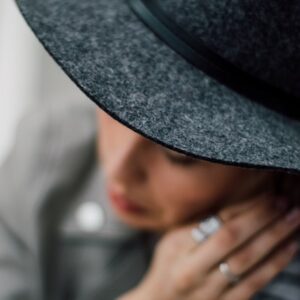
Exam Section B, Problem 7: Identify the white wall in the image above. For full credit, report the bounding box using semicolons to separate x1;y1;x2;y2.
0;0;41;164
0;0;86;165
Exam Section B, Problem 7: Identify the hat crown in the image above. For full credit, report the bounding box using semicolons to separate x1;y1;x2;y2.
160;0;300;98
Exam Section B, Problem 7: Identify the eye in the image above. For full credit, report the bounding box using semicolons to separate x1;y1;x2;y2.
168;156;198;166
162;149;199;166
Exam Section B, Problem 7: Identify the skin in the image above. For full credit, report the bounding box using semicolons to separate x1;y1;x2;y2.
96;107;299;300
96;108;272;232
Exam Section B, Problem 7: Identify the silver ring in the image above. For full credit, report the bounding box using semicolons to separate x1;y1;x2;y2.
191;215;223;243
218;262;240;284
191;227;208;243
199;215;223;236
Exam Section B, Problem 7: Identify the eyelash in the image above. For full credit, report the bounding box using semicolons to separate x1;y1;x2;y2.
165;153;198;166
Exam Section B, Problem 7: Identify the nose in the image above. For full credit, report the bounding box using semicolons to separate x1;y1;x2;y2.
108;130;149;185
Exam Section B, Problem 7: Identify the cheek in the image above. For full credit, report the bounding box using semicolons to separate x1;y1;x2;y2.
153;169;224;226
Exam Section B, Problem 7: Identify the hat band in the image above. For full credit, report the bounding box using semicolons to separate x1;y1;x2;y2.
128;0;300;122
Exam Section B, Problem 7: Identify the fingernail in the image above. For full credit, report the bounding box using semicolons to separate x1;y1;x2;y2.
285;208;300;224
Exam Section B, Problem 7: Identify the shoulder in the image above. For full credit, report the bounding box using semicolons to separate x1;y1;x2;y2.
2;95;98;176
0;96;98;252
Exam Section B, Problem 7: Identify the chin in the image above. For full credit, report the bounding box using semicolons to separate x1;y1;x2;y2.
116;212;164;232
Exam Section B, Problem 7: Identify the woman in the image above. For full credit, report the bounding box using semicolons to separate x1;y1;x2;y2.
98;108;300;300
2;0;299;299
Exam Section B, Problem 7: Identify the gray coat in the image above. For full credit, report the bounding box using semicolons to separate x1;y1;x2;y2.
0;96;299;300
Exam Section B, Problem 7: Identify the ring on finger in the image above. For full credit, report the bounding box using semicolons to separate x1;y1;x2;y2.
191;215;223;243
218;261;241;284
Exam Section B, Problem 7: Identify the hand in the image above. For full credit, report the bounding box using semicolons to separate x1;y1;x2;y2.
120;193;299;300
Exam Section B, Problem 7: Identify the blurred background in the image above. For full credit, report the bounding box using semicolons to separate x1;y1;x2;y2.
0;0;86;165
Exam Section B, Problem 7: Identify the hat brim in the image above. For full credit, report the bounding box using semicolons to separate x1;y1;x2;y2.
15;0;300;174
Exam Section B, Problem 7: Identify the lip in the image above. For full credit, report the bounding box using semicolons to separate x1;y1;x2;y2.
107;185;146;214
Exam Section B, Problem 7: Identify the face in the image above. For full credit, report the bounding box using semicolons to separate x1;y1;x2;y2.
96;108;270;233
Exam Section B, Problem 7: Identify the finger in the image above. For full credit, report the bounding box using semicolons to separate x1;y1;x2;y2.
204;208;300;297
170;181;276;252
220;240;299;300
221;207;300;276
177;194;289;286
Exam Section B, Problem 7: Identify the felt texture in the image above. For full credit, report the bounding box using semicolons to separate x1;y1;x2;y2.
15;0;300;174
160;0;300;96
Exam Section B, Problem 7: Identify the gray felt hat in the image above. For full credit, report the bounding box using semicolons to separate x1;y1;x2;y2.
15;0;300;174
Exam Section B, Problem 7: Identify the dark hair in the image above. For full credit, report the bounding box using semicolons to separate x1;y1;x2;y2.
269;170;300;207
